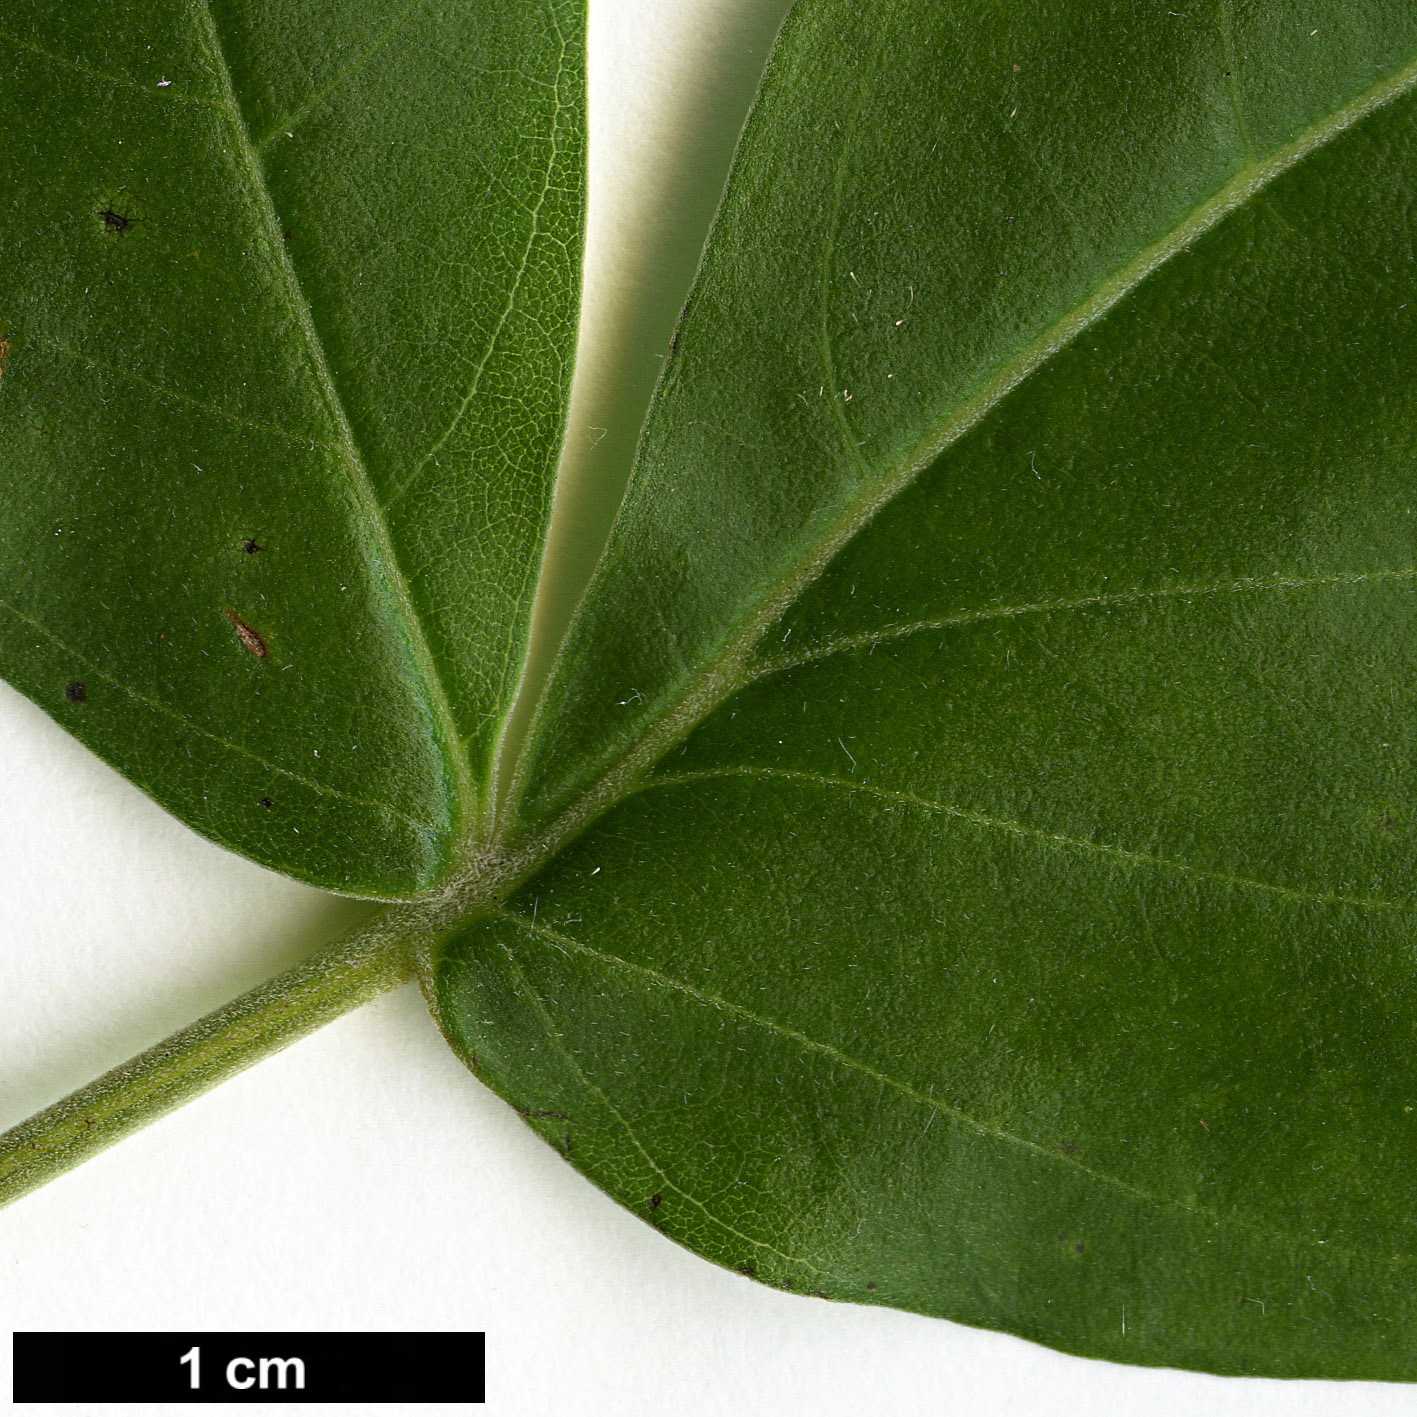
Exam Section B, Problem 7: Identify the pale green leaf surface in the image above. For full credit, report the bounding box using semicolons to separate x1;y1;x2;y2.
434;0;1417;1377
0;0;584;895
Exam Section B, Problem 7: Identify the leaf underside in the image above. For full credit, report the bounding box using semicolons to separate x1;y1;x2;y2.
7;0;1417;1381
440;0;1417;1380
0;0;584;895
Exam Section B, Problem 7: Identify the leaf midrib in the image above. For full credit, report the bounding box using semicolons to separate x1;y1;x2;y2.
507;43;1417;877
194;0;475;844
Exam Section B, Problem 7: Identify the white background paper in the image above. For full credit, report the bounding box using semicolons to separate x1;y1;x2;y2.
1;2;1410;1412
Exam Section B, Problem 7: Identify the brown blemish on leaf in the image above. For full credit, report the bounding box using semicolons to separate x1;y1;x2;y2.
64;680;87;704
647;1193;662;1213
0;336;8;382
95;207;133;234
1058;1138;1078;1155
223;609;267;658
257;796;274;809
241;537;263;555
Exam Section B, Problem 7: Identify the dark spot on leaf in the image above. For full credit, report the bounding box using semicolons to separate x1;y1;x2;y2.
738;1264;756;1279
242;538;263;555
223;609;267;658
1378;810;1397;833
257;796;273;809
283;230;292;242
866;1281;877;1290
64;679;87;704
647;1193;661;1212
780;1278;793;1291
1074;1242;1085;1254
0;336;8;381
1058;1232;1068;1243
1058;1138;1077;1155
96;207;132;234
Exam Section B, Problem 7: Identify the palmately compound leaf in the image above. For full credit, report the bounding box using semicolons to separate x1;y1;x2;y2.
6;0;1417;1385
0;0;584;896
431;0;1417;1380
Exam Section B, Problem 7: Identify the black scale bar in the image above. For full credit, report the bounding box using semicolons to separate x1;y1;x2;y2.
12;1332;485;1403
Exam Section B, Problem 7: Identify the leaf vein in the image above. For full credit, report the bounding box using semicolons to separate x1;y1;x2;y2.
643;765;1417;916
533;50;1417;857
193;0;474;825
751;565;1417;679
0;595;443;838
382;12;571;514
816;60;877;473
499;905;1414;1268
253;0;432;151
0;22;220;109
1218;0;1257;162
491;932;841;1280
15;327;338;451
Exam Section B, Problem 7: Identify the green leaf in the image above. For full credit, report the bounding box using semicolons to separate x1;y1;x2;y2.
0;0;584;896
10;0;1417;1384
431;0;1417;1379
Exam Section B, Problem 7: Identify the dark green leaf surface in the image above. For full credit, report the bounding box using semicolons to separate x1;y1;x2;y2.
436;0;1417;1377
11;0;1417;1381
0;0;583;895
